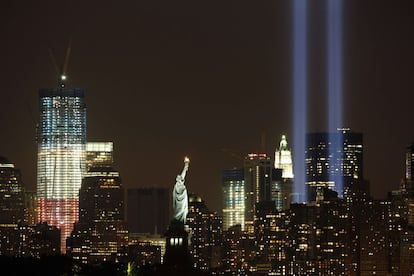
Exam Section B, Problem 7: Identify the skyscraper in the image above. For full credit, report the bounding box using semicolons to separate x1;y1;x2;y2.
403;143;414;228
86;141;113;171
274;135;294;179
405;143;414;184
36;87;87;253
67;166;128;263
0;156;25;225
273;135;294;211
244;153;272;231
222;168;245;231
305;128;363;201
127;187;170;235
187;194;223;271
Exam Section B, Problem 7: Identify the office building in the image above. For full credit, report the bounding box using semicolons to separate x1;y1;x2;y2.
274;135;294;179
24;190;37;226
222;168;245;231
86;141;113;171
272;168;293;211
244;153;273;231
187;194;223;271
288;193;350;275
0;157;26;256
66;166;128;264
126;232;166;264
406;142;414;183
0;156;25;225
127;187;170;235
36;87;86;253
305;128;363;201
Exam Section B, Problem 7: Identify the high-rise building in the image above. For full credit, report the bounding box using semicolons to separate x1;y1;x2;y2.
0;156;25;225
288;192;351;275
127;187;170;235
86;142;113;171
126;233;166;264
244;153;273;231
0;156;26;256
305;128;363;201
187;194;223;271
24;190;37;226
274;135;294;179
36;87;87;253
66;166;128;264
222;168;245;231
406;143;414;182
272;168;293;211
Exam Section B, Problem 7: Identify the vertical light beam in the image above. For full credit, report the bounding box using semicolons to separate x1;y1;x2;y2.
292;0;308;203
327;0;344;197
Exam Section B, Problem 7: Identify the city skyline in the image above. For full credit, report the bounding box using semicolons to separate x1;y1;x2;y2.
2;0;414;213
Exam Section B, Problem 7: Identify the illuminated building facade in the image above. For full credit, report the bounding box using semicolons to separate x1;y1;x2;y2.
288;195;350;275
244;153;272;231
254;201;290;274
275;135;294;179
358;200;389;275
126;233;166;264
222;168;245;231
273;135;294;211
122;241;162;266
0;156;25;225
254;201;279;267
272;168;293;211
67;166;128;264
36;88;86;253
187;194;223;271
86;142;113;171
0;157;26;256
222;224;256;274
305;129;363;201
406;143;414;181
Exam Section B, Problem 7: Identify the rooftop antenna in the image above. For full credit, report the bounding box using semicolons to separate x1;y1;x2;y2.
48;37;72;88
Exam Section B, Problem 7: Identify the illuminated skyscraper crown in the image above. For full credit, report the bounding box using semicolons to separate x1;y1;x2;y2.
275;135;294;179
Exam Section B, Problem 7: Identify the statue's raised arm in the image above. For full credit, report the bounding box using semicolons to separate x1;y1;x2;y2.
180;156;190;179
173;157;190;224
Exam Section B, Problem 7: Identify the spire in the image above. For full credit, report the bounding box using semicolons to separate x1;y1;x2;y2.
275;134;294;179
280;135;288;151
48;37;72;88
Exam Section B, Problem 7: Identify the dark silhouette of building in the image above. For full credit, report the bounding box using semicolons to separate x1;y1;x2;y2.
272;167;293;211
127;187;170;235
244;153;273;231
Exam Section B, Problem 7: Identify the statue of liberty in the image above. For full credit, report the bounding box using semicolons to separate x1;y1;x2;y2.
173;157;190;224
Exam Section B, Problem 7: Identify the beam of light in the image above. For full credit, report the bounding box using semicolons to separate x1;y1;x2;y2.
292;0;308;203
327;0;344;197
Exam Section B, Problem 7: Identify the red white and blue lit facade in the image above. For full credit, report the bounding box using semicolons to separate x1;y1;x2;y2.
36;88;86;254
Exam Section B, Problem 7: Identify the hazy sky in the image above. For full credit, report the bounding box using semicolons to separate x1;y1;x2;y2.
1;0;414;213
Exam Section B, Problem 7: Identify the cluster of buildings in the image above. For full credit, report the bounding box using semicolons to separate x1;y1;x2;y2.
1;79;414;275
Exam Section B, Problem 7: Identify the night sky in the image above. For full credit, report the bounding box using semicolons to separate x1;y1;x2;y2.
1;0;414;214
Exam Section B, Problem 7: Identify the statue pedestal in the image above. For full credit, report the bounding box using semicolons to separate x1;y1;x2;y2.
163;220;192;269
